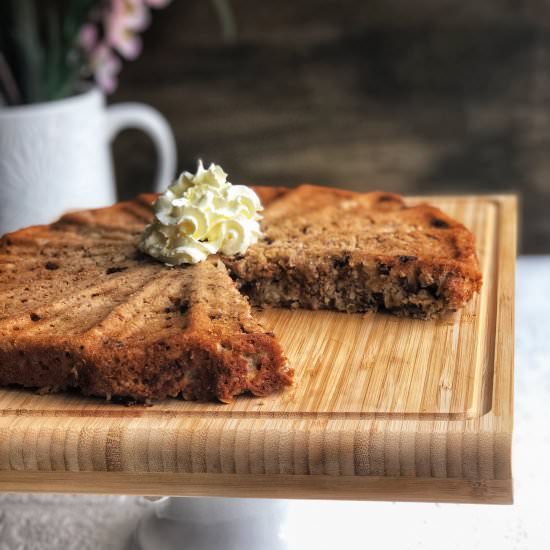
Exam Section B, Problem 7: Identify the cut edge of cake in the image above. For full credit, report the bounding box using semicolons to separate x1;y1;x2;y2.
224;185;482;319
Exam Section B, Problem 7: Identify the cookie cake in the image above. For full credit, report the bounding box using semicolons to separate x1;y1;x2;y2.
0;162;482;403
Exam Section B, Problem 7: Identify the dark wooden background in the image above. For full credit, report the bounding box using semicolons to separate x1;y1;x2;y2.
111;0;550;253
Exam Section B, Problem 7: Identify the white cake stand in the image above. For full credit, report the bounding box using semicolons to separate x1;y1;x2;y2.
131;496;289;550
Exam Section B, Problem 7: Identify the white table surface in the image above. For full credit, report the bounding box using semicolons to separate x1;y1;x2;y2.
0;256;548;550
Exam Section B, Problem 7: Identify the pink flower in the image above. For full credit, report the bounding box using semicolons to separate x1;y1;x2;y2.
91;44;122;94
78;23;98;53
84;0;171;94
110;0;150;33
107;25;143;61
104;0;148;60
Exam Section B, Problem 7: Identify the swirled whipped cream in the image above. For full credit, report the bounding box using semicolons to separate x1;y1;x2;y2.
139;161;263;265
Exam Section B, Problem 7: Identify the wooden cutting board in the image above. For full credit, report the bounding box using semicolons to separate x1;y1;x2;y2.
0;195;515;503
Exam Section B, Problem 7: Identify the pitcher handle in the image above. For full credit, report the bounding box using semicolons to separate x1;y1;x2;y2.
106;103;177;193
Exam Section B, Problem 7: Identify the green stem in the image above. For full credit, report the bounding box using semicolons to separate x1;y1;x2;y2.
53;0;98;100
0;51;22;105
11;0;43;103
45;7;62;100
212;0;238;43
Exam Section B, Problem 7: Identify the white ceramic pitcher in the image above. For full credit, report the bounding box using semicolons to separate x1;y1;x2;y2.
0;86;176;235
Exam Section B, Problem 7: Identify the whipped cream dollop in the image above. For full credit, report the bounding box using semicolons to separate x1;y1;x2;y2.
139;161;263;265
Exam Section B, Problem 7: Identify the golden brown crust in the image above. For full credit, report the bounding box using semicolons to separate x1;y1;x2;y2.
252;186;291;207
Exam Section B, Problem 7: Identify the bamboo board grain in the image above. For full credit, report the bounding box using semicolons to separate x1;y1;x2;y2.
0;195;515;503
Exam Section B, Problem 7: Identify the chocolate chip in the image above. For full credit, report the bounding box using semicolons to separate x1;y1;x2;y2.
431;218;449;229
45;261;59;270
401;277;419;293
30;312;41;322
239;281;255;296
264;236;274;245
378;195;395;202
333;254;350;269
426;283;440;297
378;263;391;275
164;307;172;314
105;266;127;275
405;304;423;315
179;302;189;314
399;255;417;263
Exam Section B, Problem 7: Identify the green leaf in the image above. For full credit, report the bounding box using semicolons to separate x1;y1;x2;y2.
1;0;100;104
10;0;44;103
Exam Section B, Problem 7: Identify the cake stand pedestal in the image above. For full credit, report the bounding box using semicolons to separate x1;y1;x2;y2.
131;496;289;550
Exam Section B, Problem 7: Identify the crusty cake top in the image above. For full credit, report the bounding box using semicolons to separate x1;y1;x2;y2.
0;200;276;346
246;185;481;280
